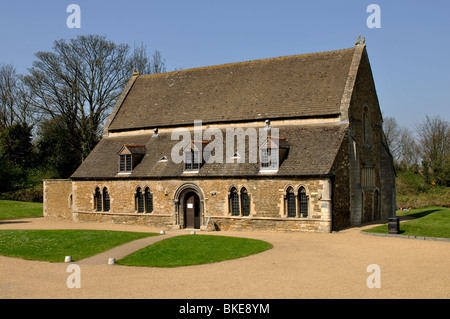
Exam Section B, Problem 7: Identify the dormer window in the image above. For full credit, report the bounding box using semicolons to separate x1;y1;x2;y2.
118;144;145;173
184;141;207;172
260;135;288;172
261;148;278;170
120;154;132;172
185;149;201;170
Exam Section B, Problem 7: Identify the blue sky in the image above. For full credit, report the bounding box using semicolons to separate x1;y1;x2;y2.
0;0;449;128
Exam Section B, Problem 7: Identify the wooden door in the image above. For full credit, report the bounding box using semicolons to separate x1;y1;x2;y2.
185;193;200;229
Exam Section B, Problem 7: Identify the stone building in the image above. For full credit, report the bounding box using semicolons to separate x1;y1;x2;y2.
43;41;396;233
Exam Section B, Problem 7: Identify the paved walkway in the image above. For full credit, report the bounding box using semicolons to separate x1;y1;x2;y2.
0;217;449;299
78;232;179;265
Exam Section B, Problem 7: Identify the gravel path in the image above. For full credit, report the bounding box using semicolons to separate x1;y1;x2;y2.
0;217;449;299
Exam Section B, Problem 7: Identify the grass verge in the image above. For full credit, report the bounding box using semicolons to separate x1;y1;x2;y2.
0;229;158;262
118;234;273;267
0;200;43;220
363;206;450;239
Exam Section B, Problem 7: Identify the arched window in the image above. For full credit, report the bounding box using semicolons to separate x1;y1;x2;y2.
94;187;102;212
298;187;308;218
241;188;250;217
145;187;153;213
287;187;296;218
229;187;240;216
135;187;144;213
102;187;110;212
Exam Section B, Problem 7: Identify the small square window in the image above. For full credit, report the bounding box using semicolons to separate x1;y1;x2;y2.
119;154;133;172
118;144;145;173
260;148;279;170
184;150;201;171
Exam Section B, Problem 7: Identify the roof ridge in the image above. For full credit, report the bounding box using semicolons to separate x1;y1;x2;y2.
139;47;356;80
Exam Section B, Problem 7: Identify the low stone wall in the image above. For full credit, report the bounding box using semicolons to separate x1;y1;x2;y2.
211;216;331;233
74;211;172;228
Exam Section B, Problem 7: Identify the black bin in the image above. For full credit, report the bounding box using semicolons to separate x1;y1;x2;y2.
388;217;400;234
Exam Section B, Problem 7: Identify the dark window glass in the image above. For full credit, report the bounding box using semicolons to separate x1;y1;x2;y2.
261;149;269;168
95;187;102;212
120;155;126;171
185;151;192;170
261;148;279;169
287;188;296;218
299;188;308;217
270;148;278;169
230;188;240;216
192;151;199;170
185;150;201;170
241;188;250;217
136;188;144;213
126;155;132;171
145;188;153;213
103;188;110;212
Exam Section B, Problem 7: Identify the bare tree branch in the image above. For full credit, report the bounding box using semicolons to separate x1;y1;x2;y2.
23;35;132;159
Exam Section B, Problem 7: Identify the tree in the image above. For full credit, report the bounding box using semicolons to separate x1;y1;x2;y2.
383;116;402;163
383;116;419;169
35;116;82;178
0;122;34;192
398;127;420;170
129;42;167;75
150;50;167;74
0;64;35;130
24;35;168;161
0;64;17;129
417;115;450;186
23;35;132;160
0;122;34;168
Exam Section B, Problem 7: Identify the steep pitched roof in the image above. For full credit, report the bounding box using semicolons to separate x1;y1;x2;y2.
72;45;371;179
71;124;348;179
106;47;357;132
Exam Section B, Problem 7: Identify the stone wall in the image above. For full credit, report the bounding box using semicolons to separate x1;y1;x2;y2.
380;143;397;219
330;130;352;230
345;47;396;225
43;179;73;219
63;177;333;233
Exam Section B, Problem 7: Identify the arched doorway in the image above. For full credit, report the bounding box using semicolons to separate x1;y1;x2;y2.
173;183;205;229
184;191;200;229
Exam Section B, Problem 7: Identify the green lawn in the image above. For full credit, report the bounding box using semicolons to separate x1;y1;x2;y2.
118;234;273;267
363;206;450;238
0;200;43;220
0;229;158;262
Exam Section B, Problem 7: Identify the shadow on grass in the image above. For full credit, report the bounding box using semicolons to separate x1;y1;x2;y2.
401;208;442;219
